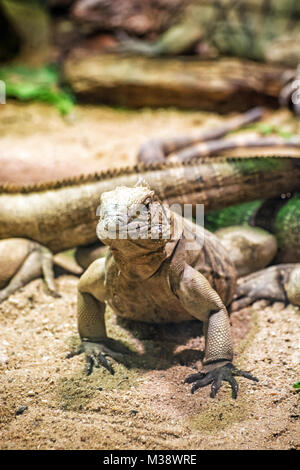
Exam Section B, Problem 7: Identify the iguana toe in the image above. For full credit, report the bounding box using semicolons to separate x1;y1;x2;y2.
67;339;130;376
184;363;258;398
85;345;115;375
230;296;255;311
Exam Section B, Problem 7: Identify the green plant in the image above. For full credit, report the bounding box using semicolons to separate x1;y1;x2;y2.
0;64;74;114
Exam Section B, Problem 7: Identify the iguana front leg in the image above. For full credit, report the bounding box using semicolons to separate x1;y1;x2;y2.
173;264;258;398
69;258;129;375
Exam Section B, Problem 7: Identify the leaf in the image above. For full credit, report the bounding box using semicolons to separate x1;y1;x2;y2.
242;123;294;139
0;64;74;114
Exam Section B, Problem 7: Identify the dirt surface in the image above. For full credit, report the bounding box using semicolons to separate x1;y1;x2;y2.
0;101;299;450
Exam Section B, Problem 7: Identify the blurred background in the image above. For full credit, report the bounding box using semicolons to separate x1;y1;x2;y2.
0;0;299;184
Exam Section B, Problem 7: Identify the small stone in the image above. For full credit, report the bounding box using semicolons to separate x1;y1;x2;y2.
9;299;21;307
0;353;9;365
15;405;28;415
141;435;146;443
27;390;35;396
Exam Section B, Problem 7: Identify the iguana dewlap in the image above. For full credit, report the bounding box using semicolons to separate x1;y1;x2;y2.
75;180;259;398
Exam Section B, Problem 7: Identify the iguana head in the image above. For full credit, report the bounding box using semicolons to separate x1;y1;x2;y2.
96;178;173;248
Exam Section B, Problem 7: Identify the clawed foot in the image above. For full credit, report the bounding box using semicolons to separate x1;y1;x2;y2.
230;266;288;312
0;241;61;304
184;363;258;398
66;338;130;375
0;279;61;305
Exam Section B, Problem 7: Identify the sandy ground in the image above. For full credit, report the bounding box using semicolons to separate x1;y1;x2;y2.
0;101;299;450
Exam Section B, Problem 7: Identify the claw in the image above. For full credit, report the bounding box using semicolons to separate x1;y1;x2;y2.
85;355;94;376
190;374;213;394
210;374;222;398
91;351;114;375
185;362;258;398
81;342;116;375
183;372;206;384
224;374;239;399
67;339;130;376
233;369;258;382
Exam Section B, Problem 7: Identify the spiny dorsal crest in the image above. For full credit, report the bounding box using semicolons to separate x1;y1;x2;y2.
135;176;151;189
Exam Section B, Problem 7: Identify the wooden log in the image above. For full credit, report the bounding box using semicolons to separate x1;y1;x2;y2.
64;53;293;112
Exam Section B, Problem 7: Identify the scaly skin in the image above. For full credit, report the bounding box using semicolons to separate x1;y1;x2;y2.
205;193;300;263
74;224;279;278
73;181;259;398
214;226;278;277
1;155;300;253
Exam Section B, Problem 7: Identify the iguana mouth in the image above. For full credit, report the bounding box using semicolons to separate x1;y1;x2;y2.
96;202;149;240
97;212;170;242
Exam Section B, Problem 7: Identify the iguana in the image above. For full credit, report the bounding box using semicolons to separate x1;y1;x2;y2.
115;0;300;66
69;179;300;398
0;155;300;302
136;107;300;163
113;0;300;114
